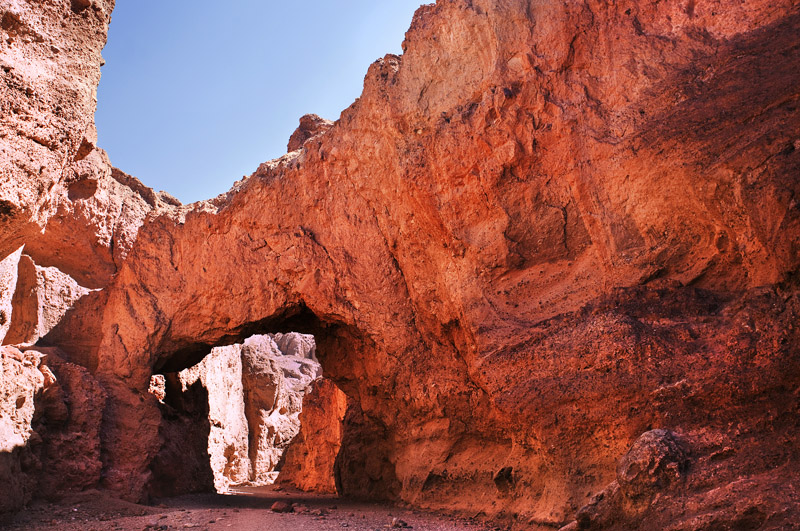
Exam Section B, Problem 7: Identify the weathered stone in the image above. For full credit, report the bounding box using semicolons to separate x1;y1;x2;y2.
279;378;347;493
0;346;105;511
269;500;293;513
75;1;800;524
287;114;333;152
4;255;92;346
34;348;106;499
241;334;320;485
1;0;799;528
0;346;44;512
173;344;250;493
0;246;22;343
145;333;321;495
616;430;688;503
0;0;179;289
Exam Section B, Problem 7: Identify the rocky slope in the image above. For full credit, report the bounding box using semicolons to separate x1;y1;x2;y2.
1;0;799;529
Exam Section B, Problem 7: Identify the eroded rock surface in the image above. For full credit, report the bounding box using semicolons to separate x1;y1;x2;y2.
4;254;92;346
0;346;43;512
0;0;799;528
169;343;250;494
81;2;800;525
0;346;105;512
287;114;333;152
240;334;320;485
0;0;179;308
279;377;347;494
0;246;22;342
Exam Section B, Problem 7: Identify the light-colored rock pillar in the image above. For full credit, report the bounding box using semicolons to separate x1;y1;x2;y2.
0;246;23;343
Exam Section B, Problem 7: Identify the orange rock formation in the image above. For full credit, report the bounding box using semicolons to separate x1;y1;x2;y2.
1;0;799;529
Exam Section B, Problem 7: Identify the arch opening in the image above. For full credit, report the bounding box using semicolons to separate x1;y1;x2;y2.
141;307;393;502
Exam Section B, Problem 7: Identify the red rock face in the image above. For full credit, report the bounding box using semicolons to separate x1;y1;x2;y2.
287;114;333;152
0;346;105;512
279;378;347;494
0;0;113;236
2;0;800;528
0;0;179;293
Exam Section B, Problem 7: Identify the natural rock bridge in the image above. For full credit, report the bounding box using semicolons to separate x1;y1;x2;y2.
1;0;799;529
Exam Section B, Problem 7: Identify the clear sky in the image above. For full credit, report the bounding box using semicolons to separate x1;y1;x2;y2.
95;1;428;204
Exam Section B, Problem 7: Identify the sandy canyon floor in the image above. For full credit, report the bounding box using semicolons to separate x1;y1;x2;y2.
0;485;495;531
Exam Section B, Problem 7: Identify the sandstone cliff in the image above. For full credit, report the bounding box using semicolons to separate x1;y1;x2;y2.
1;0;799;529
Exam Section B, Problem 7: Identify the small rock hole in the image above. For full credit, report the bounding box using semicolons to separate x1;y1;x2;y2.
493;466;515;493
67;179;98;201
70;0;91;14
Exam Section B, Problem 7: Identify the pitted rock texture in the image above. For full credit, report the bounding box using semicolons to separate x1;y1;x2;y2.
287;114;334;152
240;334;320;485
0;0;799;528
79;2;800;525
0;346;105;512
279;377;347;494
32;348;106;500
0;346;44;512
0;0;180;291
0;4;180;507
0;0;114;241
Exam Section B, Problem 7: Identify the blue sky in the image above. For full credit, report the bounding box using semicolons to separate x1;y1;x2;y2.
96;1;428;204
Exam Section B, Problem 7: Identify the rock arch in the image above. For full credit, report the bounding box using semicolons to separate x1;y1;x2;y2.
2;0;799;527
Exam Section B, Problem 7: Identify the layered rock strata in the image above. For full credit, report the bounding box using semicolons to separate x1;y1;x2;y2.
0;0;799;529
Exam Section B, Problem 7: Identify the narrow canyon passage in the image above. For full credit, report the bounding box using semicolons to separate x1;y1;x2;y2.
146;331;343;498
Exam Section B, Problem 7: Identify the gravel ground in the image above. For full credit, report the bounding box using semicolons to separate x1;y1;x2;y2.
1;485;498;531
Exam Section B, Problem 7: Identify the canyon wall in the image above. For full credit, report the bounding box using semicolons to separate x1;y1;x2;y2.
1;0;799;529
0;0;180;290
0;345;105;512
279;377;347;494
0;0;177;512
